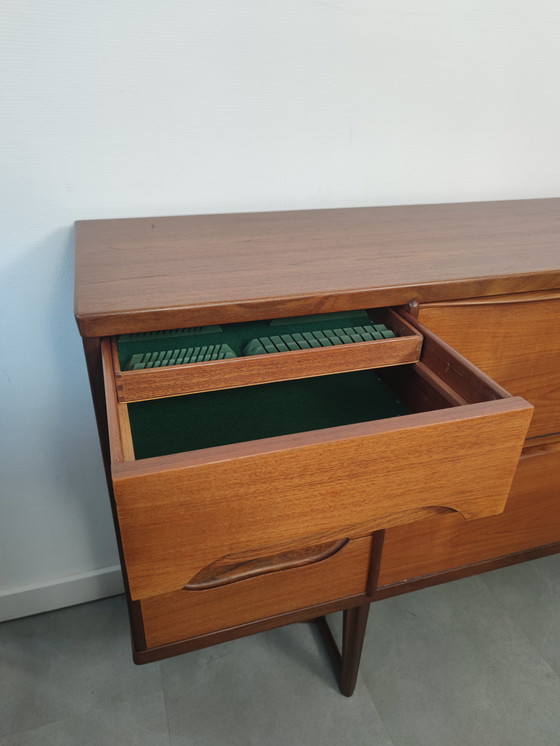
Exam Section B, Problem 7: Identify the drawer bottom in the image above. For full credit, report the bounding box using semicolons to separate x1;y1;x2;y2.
127;370;412;459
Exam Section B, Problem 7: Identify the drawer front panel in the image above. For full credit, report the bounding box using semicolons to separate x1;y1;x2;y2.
419;292;560;438
113;400;531;599
140;536;371;648
379;441;560;587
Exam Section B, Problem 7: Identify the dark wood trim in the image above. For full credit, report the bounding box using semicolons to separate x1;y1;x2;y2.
185;539;349;590
523;432;560;450
340;604;371;696
406;299;420;318
312;605;372;697
82;338;111;477
129;600;147;651
314;616;341;669
132;593;367;664
367;530;386;599
314;530;385;695
81;338;147;658
376;541;560;600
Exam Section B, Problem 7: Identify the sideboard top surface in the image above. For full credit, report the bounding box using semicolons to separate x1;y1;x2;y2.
74;197;560;337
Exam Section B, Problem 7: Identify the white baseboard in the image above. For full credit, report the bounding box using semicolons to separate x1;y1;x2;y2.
0;565;125;622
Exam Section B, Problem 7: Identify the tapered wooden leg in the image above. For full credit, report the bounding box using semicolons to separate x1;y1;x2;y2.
340;602;371;696
314;530;385;696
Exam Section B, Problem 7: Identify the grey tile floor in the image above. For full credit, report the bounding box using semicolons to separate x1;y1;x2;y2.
2;554;560;745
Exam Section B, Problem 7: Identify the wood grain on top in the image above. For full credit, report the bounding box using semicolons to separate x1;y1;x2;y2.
74;198;560;337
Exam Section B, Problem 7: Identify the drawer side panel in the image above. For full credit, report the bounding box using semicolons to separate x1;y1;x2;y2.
419;295;560;438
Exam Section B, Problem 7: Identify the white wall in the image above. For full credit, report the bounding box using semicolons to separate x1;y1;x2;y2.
1;0;560;619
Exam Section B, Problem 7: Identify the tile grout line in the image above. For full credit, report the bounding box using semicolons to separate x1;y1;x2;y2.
157;661;174;746
478;569;560;686
293;616;399;746
359;671;400;746
355;604;404;746
357;571;560;746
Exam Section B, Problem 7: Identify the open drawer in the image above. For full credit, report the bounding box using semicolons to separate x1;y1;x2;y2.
102;310;533;601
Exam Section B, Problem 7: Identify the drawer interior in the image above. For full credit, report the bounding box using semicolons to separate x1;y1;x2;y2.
128;369;413;459
109;307;524;463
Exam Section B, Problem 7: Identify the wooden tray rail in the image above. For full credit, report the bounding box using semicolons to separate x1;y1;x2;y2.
112;308;423;403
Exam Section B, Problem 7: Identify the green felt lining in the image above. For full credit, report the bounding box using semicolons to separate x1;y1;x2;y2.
118;310;396;370
128;369;412;460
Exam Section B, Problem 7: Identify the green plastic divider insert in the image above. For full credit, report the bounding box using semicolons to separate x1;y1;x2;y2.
128;369;412;459
242;325;394;355
127;344;236;369
118;310;397;370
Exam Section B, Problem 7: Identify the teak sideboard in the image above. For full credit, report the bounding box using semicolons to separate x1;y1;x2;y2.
74;198;560;695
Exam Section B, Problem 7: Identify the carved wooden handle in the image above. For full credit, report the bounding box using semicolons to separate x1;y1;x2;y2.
184;538;349;590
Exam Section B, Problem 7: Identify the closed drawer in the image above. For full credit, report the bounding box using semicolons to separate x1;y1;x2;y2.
140;535;372;648
418;291;560;438
102;310;532;602
379;439;560;587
